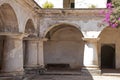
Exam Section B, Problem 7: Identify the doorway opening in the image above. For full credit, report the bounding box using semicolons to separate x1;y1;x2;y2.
101;44;115;69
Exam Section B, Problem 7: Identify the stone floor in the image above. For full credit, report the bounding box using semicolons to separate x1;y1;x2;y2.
30;75;120;80
1;69;120;80
1;75;120;80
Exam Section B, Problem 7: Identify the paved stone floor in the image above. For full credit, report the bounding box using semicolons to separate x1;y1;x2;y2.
31;75;120;80
1;69;120;80
1;75;120;80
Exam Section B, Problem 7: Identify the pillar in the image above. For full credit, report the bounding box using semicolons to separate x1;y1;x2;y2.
1;34;25;74
37;38;47;68
82;38;100;70
24;38;38;68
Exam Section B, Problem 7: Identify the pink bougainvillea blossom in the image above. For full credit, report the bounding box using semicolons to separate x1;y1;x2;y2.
100;2;120;28
107;2;112;8
111;23;118;28
118;17;120;20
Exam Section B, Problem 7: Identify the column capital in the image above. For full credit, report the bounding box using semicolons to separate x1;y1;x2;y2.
23;37;48;42
23;37;39;41
82;38;100;43
6;33;28;40
40;38;48;42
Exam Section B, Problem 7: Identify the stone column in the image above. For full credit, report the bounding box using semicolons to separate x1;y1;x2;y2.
82;38;100;70
1;34;25;75
37;38;47;68
24;38;38;69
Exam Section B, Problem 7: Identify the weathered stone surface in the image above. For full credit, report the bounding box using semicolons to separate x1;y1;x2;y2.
0;1;120;79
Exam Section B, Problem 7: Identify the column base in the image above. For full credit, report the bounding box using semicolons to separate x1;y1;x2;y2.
24;65;46;74
81;66;101;76
24;66;38;74
0;71;24;77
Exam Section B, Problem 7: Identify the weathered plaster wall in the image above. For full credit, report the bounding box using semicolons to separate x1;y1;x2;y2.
44;26;84;69
39;9;107;69
39;9;105;38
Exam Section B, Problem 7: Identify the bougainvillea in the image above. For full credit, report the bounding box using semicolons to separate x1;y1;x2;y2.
101;0;120;28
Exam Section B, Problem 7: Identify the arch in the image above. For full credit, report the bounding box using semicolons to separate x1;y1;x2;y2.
24;19;36;37
44;23;84;69
98;27;107;37
0;3;18;32
98;26;118;38
44;23;83;38
98;27;119;69
23;19;36;68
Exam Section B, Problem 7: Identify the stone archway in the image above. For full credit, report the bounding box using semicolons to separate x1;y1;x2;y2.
0;3;19;72
24;19;36;37
98;27;120;69
0;3;18;32
44;24;84;70
23;19;37;69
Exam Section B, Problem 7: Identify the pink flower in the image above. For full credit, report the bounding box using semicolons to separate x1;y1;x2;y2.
101;2;119;28
111;23;118;28
118;17;120;20
107;2;112;8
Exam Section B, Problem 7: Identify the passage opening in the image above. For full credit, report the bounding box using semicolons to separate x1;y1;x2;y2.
101;44;115;69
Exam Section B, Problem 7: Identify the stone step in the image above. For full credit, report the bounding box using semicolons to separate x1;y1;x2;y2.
40;71;82;75
25;68;120;76
101;69;120;76
0;76;23;80
102;73;120;76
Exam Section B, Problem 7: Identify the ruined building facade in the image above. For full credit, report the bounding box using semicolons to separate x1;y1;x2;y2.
0;0;119;75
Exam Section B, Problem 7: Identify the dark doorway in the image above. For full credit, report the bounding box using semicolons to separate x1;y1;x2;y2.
23;40;27;68
0;36;5;71
101;44;115;69
71;3;75;8
107;0;111;3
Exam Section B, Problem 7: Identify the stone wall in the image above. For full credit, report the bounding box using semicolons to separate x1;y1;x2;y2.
0;0;120;75
44;25;84;69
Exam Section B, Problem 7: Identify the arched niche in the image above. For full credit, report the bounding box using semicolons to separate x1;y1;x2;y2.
0;3;18;32
24;19;36;37
44;24;84;70
23;19;36;68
